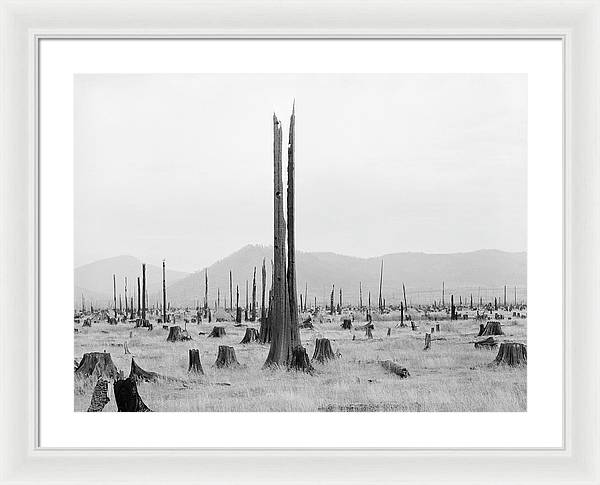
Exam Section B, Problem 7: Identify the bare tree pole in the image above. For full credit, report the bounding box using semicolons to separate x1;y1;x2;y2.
286;102;300;351
504;284;507;308
119;295;122;313
124;277;128;315
141;264;147;321
113;274;117;319
260;258;266;323
229;270;233;312
245;279;249;314
330;285;335;315
251;266;257;321
359;281;363;309
378;259;384;312
204;269;209;316
265;113;291;367
402;283;408;311
137;277;141;317
368;291;371;310
217;288;220;309
304;282;308;313
162;260;167;325
442;281;445;307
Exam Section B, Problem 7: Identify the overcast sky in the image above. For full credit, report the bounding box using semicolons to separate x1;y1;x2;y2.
74;73;527;272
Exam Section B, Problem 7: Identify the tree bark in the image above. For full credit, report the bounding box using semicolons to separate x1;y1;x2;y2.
114;377;151;412
87;378;110;412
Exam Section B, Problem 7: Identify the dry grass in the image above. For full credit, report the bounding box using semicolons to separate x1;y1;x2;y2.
74;311;526;412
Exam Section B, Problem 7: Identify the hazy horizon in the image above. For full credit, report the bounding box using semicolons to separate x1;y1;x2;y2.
75;74;527;270
75;244;527;274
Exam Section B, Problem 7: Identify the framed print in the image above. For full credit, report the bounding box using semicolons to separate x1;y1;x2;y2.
1;1;599;484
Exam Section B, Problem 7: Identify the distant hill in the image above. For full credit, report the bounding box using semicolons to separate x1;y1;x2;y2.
74;255;189;307
164;245;527;307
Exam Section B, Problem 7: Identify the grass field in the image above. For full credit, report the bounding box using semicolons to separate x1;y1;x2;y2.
74;309;526;412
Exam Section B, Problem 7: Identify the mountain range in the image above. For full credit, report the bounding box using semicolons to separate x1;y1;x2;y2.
74;245;526;308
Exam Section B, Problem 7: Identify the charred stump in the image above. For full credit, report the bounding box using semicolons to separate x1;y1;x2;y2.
188;349;204;374
492;342;527;366
75;352;119;379
113;377;151;412
474;336;498;349
381;360;410;378
424;332;432;350
129;357;160;382
240;327;259;344
208;326;226;338
312;338;336;364
167;325;192;342
340;318;352;330
87;378;110;412
480;321;503;336
289;345;314;373
214;345;240;368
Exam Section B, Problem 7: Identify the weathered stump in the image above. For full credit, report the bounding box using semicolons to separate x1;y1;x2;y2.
188;349;204;374
208;326;226;338
492;342;527;366
387;328;391;336
474;336;498;349
129;357;160;382
113;377;151;412
381;360;410;378
166;325;192;342
240;327;259;344
75;352;119;379
123;341;131;354
289;346;314;373
480;321;503;336
340;318;352;330
82;318;92;327
214;345;240;368
87;378;110;412
424;332;432;350
312;338;336;364
411;321;416;331
365;327;373;339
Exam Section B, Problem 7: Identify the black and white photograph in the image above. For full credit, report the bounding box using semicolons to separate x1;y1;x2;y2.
73;73;527;412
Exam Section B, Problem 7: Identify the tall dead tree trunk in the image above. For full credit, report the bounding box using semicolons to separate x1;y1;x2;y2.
141;263;147;322
113;274;117;320
403;283;408;311
235;285;241;323
245;279;249;320
378;259;384;312
204;269;209;317
359;281;363;309
162;260;167;327
330;285;335;315
251;266;257;321
124;277;128;315
451;295;457;320
286;102;300;353
304;282;308;312
137;277;141;317
229;270;233;312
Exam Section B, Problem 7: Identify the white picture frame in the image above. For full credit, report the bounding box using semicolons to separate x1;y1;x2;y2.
0;1;597;483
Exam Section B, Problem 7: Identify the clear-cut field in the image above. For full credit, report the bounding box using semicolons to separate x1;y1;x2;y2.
74;310;526;412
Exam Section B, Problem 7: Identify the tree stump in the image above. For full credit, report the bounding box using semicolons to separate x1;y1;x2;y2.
480;321;503;336
113;377;151;412
474;336;498;349
87;378;110;412
380;360;410;378
214;346;240;368
411;321;416;331
340;318;352;330
312;338;336;364
75;352;119;379
208;326;226;338
424;332;432;350
387;328;391;336
492;342;527;366
300;316;313;329
240;327;259;344
129;357;160;382
289;346;314;373
435;323;440;332
82;318;92;327
123;341;131;354
188;349;204;374
236;307;242;324
365;327;373;339
166;325;192;342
